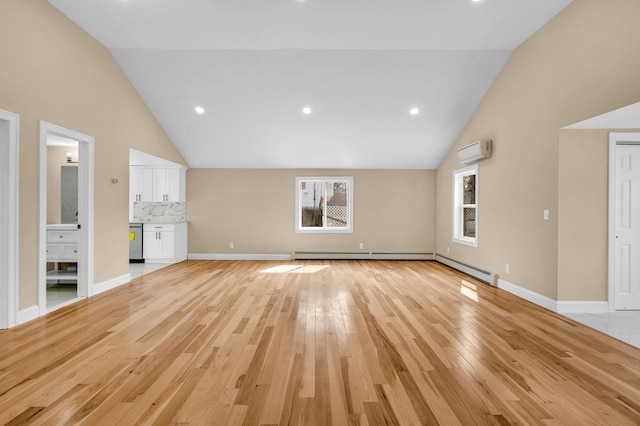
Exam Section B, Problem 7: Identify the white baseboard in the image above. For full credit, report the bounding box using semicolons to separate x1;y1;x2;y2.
93;273;131;295
17;305;39;326
556;301;609;314
497;278;558;312
188;253;291;261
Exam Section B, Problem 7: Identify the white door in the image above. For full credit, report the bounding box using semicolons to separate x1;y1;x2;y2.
614;143;640;310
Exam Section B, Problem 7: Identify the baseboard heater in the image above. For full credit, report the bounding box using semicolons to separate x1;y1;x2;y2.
288;251;497;286
290;252;435;261
435;254;498;287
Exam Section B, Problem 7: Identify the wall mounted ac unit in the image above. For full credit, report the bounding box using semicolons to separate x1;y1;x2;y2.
457;140;492;164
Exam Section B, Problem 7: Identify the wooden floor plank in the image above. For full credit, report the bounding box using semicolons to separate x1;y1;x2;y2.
1;260;639;425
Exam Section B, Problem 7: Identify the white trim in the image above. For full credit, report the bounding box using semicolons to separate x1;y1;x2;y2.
497;278;557;312
0;109;19;329
608;133;640;312
556;301;609;314
295;176;354;233
17;305;39;326
188;253;292;261
452;165;479;248
93;273;131;295
38;121;94;317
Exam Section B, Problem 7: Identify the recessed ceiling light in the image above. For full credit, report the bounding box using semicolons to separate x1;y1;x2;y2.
302;107;312;115
409;107;420;116
194;106;205;115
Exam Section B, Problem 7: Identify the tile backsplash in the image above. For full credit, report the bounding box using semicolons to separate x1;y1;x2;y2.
133;202;186;223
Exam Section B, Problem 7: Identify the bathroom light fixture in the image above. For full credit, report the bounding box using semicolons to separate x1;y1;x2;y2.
194;106;205;114
302;107;312;115
409;107;420;116
65;151;78;163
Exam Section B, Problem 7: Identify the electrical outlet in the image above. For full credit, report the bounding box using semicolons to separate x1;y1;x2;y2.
229;242;234;249
544;209;550;221
359;243;364;250
505;264;510;274
446;247;450;254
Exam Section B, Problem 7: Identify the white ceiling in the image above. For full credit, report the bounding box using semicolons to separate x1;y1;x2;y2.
48;0;572;169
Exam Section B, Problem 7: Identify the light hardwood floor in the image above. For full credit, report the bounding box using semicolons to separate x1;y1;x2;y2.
1;260;639;425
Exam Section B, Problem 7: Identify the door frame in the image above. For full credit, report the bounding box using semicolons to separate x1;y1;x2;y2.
0;109;19;329
607;132;640;312
38;121;94;315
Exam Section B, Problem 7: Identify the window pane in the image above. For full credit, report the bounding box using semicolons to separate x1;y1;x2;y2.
300;181;323;227
463;175;476;205
463;207;476;238
296;176;353;233
326;182;348;228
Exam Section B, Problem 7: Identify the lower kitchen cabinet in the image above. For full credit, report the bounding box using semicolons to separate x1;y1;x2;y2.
143;223;187;263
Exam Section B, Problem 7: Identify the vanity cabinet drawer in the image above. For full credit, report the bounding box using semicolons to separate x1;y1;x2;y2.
47;230;78;243
47;243;78;261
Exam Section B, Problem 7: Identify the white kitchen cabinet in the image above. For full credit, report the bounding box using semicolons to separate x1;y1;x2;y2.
130;167;153;202
143;223;187;263
153;167;185;202
130;166;185;203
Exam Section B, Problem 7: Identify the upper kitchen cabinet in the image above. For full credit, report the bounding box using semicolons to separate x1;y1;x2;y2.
130;166;153;202
130;166;186;203
153;167;186;202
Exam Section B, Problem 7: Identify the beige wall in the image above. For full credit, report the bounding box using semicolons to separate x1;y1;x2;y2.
436;0;640;299
0;0;186;309
188;169;435;255
557;129;608;301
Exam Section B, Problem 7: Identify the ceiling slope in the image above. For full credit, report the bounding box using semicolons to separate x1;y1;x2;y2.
48;0;572;169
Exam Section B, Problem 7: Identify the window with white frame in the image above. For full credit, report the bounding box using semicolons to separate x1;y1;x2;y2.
453;165;478;247
295;177;353;233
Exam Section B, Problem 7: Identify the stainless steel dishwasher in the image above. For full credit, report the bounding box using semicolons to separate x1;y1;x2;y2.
129;223;144;263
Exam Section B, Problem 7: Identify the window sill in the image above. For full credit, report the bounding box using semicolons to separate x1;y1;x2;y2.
452;237;478;248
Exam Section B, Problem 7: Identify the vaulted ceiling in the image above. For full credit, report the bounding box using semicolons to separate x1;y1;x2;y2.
48;0;572;169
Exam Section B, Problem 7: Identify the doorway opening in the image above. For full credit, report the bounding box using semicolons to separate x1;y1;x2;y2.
608;132;640;311
0;109;19;329
38;121;94;315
